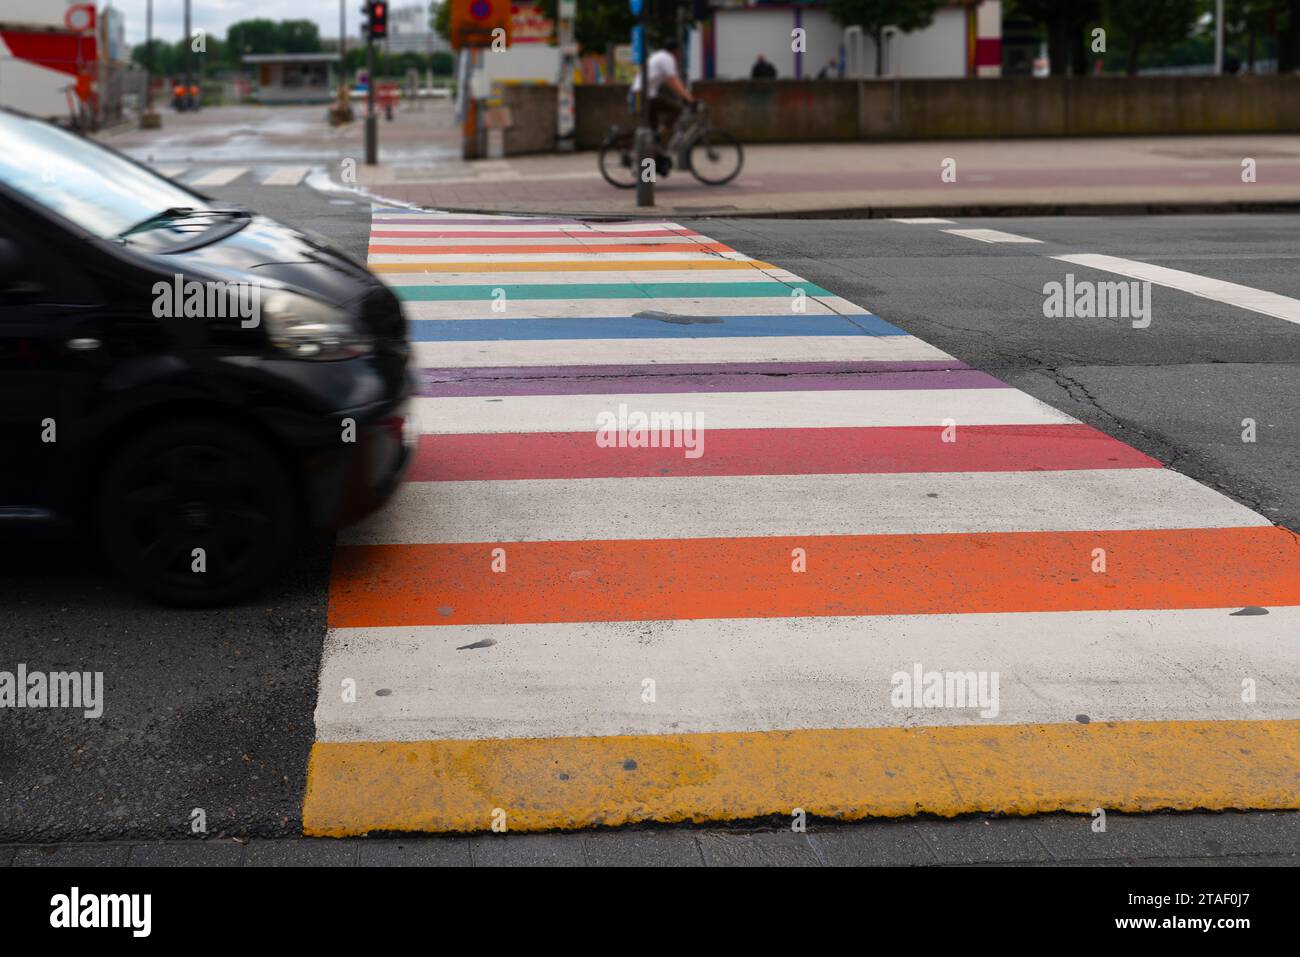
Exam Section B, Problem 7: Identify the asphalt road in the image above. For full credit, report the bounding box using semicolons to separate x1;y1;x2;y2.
3;180;1298;860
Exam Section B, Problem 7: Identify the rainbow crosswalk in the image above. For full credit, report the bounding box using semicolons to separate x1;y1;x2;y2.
302;209;1300;837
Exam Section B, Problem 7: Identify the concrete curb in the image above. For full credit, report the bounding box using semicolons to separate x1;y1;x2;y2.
6;811;1299;866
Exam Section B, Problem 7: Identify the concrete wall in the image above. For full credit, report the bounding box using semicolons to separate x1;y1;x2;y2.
499;83;558;154
509;75;1300;155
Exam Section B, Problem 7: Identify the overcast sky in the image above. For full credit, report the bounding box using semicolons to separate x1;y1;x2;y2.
109;1;398;46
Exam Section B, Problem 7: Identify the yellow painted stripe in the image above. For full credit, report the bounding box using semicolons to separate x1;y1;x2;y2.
368;259;776;274
302;719;1300;836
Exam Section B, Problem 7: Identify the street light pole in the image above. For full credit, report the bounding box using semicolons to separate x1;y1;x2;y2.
1214;0;1225;74
145;0;152;108
183;0;192;108
635;4;653;207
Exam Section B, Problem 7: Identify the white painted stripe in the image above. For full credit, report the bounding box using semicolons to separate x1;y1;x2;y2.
891;217;955;224
153;166;185;179
371;220;692;233
407;387;1070;435
313;607;1300;742
1054;253;1300;327
384;269;794;286
190;167;248;187
412;335;954;367
942;228;1043;244
345;468;1263;545
259;165;311;185
401;296;872;319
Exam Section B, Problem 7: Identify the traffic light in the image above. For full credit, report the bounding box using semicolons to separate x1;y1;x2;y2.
360;1;388;39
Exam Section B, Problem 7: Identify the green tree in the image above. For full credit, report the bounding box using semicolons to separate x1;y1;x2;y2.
829;0;946;76
1102;0;1199;74
275;19;323;53
1006;0;1103;75
536;0;636;56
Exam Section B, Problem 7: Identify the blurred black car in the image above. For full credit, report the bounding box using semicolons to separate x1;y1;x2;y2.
0;108;415;605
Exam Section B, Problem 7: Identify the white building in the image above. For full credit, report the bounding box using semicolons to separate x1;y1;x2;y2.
695;0;1002;81
384;3;451;56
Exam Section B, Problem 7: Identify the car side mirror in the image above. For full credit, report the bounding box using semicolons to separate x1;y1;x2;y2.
0;238;21;287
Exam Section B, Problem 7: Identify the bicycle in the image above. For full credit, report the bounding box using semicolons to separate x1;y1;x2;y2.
598;101;744;189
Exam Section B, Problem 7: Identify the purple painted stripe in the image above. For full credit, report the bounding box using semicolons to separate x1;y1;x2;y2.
371;218;629;226
421;360;970;381
420;366;1004;397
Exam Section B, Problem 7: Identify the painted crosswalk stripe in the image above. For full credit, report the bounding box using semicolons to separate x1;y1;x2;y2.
405;424;1160;481
409;388;1074;433
154;166;185;179
1055;252;1300;326
300;206;1300;837
343;468;1263;545
313;607;1300;742
943;228;1044;244
189;167;248;187
412;336;954;367
259;165;311;185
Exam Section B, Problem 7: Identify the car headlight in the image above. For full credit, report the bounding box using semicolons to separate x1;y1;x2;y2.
261;290;373;361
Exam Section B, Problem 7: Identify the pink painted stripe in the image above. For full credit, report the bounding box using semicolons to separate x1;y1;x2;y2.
407;424;1162;482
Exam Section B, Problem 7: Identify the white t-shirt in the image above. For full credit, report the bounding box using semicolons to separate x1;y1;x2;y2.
631;50;679;97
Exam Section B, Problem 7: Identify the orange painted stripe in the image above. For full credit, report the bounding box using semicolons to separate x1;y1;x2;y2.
368;242;736;255
327;525;1300;628
368;259;773;274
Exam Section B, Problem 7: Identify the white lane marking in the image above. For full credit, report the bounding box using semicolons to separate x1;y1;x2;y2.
314;607;1300;742
408;387;1070;434
383;270;790;286
189;167;249;187
413;335;954;368
402;296;867;319
891;217;955;224
259;166;311;185
1055;253;1300;327
153;166;185;179
344;468;1260;546
942;228;1044;244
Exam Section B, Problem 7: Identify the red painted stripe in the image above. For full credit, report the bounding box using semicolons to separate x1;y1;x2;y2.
407;424;1161;482
369;229;703;239
369;241;734;255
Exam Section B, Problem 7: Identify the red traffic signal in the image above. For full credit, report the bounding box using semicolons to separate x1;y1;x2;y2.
370;1;388;39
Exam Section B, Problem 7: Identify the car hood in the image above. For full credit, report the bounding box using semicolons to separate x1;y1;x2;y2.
159;214;380;306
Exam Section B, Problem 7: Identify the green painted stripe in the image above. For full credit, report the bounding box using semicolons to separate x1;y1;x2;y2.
393;281;834;302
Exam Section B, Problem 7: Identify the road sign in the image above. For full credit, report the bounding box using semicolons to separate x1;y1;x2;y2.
632;24;644;65
450;0;512;50
629;0;643;15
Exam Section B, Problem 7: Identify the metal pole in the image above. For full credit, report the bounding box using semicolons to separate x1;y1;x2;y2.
635;9;654;207
1215;0;1225;74
339;0;346;92
365;24;378;163
183;0;192;109
145;0;152;108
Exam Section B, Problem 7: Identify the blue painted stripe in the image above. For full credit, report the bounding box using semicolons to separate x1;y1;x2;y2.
408;314;906;341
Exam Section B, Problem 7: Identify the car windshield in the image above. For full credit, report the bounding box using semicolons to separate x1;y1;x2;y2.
0;111;207;240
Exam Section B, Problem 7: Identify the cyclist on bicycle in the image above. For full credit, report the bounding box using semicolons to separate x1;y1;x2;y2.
631;38;695;146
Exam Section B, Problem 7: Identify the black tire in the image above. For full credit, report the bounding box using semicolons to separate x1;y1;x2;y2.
598;130;639;189
687;129;744;186
97;419;299;607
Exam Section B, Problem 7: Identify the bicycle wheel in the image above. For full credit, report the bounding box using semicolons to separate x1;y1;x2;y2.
598;130;639;189
687;129;744;186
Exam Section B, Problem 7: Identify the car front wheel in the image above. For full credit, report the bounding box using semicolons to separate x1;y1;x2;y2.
97;419;298;606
